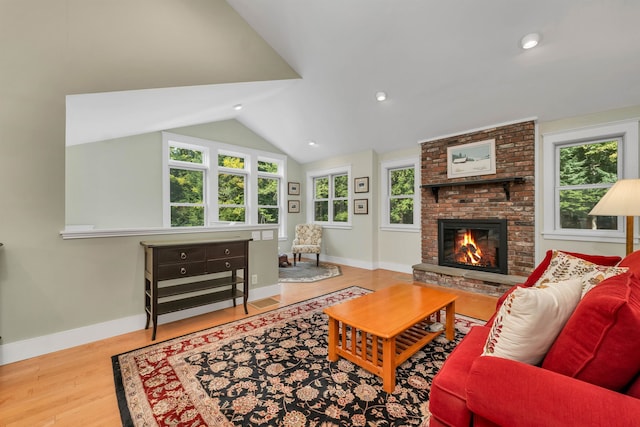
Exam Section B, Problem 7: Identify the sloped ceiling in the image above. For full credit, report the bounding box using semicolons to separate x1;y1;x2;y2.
67;0;640;164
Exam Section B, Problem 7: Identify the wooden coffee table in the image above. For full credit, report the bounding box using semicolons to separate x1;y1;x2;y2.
324;283;457;393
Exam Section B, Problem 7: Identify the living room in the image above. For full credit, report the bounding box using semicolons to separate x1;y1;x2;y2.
2;1;640;425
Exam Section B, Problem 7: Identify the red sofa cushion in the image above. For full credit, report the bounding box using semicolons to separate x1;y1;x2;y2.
429;326;490;427
619;249;640;273
542;271;640;391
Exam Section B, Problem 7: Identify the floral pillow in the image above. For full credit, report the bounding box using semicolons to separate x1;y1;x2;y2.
534;250;628;298
483;278;583;365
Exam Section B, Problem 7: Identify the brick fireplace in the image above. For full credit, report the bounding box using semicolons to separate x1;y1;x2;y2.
413;120;536;296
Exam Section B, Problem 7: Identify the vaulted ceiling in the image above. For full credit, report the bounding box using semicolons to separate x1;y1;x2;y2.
67;1;640;164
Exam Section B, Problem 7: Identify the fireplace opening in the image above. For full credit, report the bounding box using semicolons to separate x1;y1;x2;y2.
438;219;508;274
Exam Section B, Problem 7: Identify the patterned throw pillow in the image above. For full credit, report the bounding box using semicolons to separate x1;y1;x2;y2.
534;250;628;298
482;278;583;365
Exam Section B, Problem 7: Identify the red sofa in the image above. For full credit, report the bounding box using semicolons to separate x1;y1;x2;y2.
429;249;640;427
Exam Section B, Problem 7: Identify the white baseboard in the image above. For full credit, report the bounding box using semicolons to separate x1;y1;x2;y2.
322;255;414;274
376;261;415;275
0;283;281;366
322;254;375;270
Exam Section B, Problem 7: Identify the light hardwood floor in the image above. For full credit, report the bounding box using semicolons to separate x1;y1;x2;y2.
0;262;497;427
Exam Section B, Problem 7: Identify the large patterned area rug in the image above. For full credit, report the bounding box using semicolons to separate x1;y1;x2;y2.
278;261;342;283
113;287;483;426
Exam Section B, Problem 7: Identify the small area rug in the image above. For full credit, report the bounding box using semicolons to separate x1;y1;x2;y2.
278;261;341;283
113;287;483;426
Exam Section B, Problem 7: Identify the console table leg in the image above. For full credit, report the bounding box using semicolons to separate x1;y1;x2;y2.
152;316;158;341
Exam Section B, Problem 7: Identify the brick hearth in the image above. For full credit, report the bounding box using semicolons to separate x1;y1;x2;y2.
414;120;536;296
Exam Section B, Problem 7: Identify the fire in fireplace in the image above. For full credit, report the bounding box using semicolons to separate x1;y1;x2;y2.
438;219;508;274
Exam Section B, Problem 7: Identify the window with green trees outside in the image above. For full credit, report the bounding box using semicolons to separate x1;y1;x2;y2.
164;133;286;233
558;139;618;230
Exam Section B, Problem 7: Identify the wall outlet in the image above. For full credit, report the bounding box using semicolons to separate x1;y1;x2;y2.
251;274;258;285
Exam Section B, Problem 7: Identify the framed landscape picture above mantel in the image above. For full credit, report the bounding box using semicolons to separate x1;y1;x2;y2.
447;139;496;179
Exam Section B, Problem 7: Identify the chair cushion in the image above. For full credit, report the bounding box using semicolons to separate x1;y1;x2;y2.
291;245;320;254
483;278;583;365
542;271;640;391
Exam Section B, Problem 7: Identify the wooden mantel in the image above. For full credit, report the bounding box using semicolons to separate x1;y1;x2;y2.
421;177;526;203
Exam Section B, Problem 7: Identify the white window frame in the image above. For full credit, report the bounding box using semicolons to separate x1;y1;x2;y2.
542;120;639;242
257;158;282;225
166;142;209;227
162;132;287;236
306;165;352;229
380;157;420;232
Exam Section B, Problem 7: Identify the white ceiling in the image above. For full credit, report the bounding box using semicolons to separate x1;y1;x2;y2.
67;0;640;164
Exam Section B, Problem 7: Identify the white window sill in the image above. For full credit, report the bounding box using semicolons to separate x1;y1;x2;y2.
379;226;420;233
60;224;279;240
540;230;634;244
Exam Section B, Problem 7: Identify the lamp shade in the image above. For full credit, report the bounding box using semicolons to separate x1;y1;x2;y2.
589;179;640;216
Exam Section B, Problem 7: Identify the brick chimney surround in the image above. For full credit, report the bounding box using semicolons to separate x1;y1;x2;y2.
413;120;536;297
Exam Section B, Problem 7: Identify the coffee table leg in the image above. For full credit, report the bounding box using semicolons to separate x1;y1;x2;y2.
445;300;456;340
381;338;396;393
328;317;338;362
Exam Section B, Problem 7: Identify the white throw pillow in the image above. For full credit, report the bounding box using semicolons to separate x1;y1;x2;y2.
535;250;628;298
482;278;583;365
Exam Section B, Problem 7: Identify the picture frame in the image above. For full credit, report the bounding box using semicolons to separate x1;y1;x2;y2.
447;139;496;179
288;182;300;195
354;176;369;193
288;200;300;213
354;198;368;214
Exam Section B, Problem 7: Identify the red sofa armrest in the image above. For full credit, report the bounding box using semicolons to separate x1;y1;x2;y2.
466;356;640;427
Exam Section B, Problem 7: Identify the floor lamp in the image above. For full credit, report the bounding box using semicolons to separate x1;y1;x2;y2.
589;179;640;255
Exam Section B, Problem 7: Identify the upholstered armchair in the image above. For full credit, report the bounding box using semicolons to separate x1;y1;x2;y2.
291;224;322;266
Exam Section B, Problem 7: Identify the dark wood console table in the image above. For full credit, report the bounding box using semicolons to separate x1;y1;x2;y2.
141;238;251;340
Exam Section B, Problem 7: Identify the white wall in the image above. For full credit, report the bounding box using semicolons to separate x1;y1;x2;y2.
297;147;421;272
537;105;640;258
0;0;297;362
377;147;422;273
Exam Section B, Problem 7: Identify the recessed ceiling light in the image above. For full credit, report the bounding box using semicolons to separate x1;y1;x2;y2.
375;91;387;102
308;140;317;147
233;104;243;111
520;32;540;50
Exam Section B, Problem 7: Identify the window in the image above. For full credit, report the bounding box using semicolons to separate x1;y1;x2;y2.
557;139;618;230
168;145;207;227
257;160;280;224
380;158;420;230
163;132;287;235
217;153;247;222
307;166;351;226
542;120;638;241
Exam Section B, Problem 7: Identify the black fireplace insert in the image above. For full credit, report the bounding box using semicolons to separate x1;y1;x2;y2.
438;219;508;274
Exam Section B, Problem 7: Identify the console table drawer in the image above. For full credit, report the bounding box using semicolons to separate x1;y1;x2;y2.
157;246;206;264
207;257;245;272
207;242;246;259
158;261;206;280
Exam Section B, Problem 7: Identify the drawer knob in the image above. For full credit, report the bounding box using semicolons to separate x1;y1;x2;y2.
180;252;187;260
225;261;231;269
224;248;230;255
180;267;187;275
